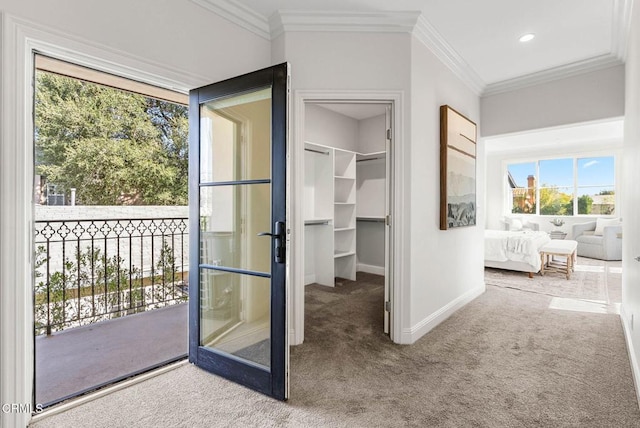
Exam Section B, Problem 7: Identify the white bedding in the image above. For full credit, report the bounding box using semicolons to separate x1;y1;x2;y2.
484;230;551;271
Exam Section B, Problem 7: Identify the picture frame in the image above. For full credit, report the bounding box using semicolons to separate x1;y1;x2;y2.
440;105;477;230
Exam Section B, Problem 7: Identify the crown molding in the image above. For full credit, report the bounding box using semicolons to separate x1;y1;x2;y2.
270;10;421;39
189;0;630;98
612;0;633;60
483;54;623;96
412;15;485;95
190;0;271;40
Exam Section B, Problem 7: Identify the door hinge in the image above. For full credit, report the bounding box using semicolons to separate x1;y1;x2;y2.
385;301;391;312
386;128;392;141
385;215;391;226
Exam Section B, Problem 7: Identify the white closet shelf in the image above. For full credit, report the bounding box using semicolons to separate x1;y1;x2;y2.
334;227;355;232
334;251;356;259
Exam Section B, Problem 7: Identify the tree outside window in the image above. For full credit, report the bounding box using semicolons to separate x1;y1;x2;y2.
506;156;615;216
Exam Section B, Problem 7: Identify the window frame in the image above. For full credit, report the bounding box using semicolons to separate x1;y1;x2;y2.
505;154;618;217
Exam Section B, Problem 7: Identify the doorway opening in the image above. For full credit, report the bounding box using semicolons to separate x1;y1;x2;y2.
32;54;190;407
300;100;394;342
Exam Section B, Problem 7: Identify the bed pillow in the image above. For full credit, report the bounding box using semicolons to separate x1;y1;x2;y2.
509;218;523;231
594;218;620;236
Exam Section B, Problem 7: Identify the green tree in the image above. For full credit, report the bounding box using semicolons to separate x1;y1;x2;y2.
539;186;572;216
578;194;593;214
35;71;188;205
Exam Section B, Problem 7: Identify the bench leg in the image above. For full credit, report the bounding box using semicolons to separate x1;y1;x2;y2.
528;272;533;279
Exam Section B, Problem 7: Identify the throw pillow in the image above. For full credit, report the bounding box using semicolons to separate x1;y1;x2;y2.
510;218;523;231
594;217;620;236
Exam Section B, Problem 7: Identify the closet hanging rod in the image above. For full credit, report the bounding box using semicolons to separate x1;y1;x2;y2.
356;157;384;163
304;220;330;226
356;217;385;223
305;148;330;155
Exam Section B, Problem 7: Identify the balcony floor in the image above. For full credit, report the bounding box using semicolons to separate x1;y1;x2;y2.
36;303;187;406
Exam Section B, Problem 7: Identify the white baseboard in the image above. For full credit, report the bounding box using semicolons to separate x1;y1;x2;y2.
620;305;640;409
401;283;486;344
304;274;316;285
356;263;385;276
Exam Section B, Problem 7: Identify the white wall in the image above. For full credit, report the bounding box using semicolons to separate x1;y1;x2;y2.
0;0;271;85
358;114;386;153
0;3;271;426
408;37;484;336
622;0;640;406
481;65;625;137
305;104;359;152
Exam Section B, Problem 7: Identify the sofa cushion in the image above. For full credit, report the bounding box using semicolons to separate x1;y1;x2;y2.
576;235;604;245
594;217;621;236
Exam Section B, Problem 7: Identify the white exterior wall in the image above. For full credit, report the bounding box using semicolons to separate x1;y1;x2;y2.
481;65;625;137
622;0;640;407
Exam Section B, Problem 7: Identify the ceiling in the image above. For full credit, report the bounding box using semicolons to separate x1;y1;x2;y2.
192;0;632;95
317;103;387;120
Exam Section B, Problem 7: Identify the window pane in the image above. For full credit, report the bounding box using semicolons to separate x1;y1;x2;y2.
540;186;573;216
577;157;615;215
577;187;615;215
577;157;614;186
507;162;536;214
539;158;573;187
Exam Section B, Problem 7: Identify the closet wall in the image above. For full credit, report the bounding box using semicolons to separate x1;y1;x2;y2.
356;113;386;275
304;104;387;285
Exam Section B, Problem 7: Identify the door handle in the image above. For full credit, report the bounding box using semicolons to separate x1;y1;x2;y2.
635;256;640;262
257;221;285;264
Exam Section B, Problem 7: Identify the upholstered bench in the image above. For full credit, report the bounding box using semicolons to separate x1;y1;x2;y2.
539;240;578;279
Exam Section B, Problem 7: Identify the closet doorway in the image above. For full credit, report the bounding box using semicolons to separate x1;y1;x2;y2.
302;101;393;338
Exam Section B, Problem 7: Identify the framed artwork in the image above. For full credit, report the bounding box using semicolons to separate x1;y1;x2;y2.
440;105;477;230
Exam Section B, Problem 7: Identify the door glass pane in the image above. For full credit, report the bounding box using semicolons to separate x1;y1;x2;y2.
200;269;271;368
200;88;272;183
200;184;271;273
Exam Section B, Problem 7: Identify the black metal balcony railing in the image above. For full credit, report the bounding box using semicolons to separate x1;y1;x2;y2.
34;217;189;336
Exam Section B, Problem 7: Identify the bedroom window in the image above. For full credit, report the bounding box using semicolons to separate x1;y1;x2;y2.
507;156;615;216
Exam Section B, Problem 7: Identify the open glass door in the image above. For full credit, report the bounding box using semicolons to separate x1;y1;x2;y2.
188;63;289;400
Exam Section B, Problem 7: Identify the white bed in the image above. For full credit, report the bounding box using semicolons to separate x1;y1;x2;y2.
484;230;551;277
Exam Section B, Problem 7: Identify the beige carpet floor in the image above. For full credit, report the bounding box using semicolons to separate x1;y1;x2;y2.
32;269;640;428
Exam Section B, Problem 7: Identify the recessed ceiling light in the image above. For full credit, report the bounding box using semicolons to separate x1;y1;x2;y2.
519;33;535;43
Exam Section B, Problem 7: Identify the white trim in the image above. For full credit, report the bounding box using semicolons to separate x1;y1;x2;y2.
1;13;33;428
271;10;420;39
356;263;385;276
483;55;623;96
30;360;188;424
613;0;634;61
189;0;271;40
189;2;632;97
401;284;485;344
620;305;640;408
293;90;406;345
0;15;198;427
412;15;484;96
5;16;206;93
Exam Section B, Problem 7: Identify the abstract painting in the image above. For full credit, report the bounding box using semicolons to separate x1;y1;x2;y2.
440;105;477;230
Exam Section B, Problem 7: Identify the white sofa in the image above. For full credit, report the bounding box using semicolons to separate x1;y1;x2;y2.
572;219;622;261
